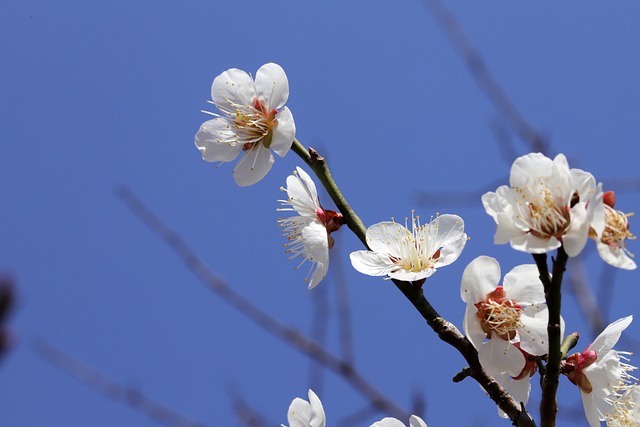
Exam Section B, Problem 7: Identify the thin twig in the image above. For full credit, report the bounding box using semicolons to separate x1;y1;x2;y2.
117;187;410;421
309;279;329;394
420;0;548;153
331;242;355;364
567;256;606;333
34;340;213;427
0;277;15;364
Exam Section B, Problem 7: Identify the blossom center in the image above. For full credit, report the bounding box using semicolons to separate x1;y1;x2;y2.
475;287;523;340
602;205;636;254
227;98;278;150
389;214;441;273
515;182;571;239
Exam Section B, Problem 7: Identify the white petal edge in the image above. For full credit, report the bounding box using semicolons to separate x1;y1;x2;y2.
271;107;296;157
254;62;289;111
211;68;256;115
460;256;501;303
349;251;395;277
194;119;243;163
590;316;633;355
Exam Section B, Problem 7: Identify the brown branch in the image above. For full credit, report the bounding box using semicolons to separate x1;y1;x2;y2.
117;187;410;421
34;340;213;427
535;248;568;427
309;279;329;393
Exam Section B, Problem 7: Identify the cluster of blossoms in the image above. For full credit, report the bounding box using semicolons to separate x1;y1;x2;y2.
195;64;638;426
284;389;428;427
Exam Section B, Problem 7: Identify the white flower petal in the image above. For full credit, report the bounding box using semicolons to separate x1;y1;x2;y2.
288;397;312;427
502;264;544;305
388;268;433;282
232;144;274;186
509;153;553;188
271;107;296;157
571;168;596;203
365;222;409;255
518;306;550;356
370;418;407;427
194;119;243;162
408;415;428;427
590;316;633;355
580;391;602;427
285;167;320;217
301;221;330;289
432;214;467;267
590;184;606;237
464;303;486;350
550;154;572;199
307;389;326;427
596;240;637;270
211;68;256;115
563;203;589;257
460;256;501;303
255;62;289;111
479;338;525;377
349;251;395;277
506;376;531;409
509;233;561;254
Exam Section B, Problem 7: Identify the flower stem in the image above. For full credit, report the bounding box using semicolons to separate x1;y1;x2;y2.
292;138;536;427
291;139;368;246
535;247;568;427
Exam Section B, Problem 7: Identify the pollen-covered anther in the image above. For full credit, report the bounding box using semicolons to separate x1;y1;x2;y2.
602;205;636;256
524;186;571;239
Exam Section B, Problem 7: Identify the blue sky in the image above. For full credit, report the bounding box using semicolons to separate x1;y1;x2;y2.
1;1;640;426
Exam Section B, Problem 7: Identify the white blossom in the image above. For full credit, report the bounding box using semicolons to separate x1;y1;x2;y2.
286;389;326;427
590;187;636;270
350;212;467;282
461;256;555;359
370;415;428;427
482;152;596;256
195;63;296;186
278;167;342;289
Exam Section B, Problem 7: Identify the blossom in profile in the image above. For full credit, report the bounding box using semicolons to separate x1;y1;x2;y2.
369;415;428;427
482;152;596;256
278;167;343;289
589;188;636;270
286;389;326;427
461;256;553;360
195;63;296;186
564;316;637;427
350;212;467;282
